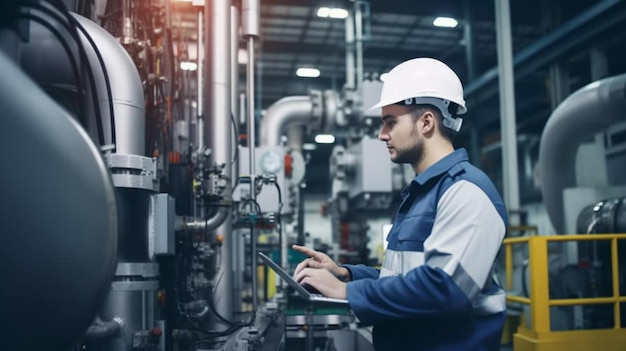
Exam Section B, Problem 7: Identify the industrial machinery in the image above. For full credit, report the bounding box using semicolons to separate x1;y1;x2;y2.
14;0;626;350
0;1;375;350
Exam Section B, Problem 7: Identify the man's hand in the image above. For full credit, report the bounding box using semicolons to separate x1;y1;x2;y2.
294;267;347;299
292;245;351;282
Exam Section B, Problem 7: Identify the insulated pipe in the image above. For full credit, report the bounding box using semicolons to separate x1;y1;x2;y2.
260;96;314;146
73;14;145;155
20;14;145;155
539;73;626;234
205;0;233;325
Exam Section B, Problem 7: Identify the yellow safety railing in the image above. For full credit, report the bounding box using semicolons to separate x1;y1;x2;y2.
503;234;626;350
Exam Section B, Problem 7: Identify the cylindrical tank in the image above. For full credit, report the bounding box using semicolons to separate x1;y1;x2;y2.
0;49;118;350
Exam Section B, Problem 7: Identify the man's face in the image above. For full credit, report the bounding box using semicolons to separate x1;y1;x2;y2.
378;104;423;165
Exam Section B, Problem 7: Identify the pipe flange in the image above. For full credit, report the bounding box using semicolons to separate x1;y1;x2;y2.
111;280;159;291
329;146;356;180
106;153;158;191
115;262;160;278
323;89;340;133
307;90;324;134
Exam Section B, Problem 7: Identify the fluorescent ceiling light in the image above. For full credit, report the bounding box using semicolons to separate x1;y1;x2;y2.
433;17;458;28
314;134;335;144
302;143;317;151
329;8;349;19
296;67;320;78
317;7;348;19
317;7;331;17
180;61;197;71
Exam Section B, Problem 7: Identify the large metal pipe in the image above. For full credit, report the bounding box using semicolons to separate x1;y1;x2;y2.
205;0;233;325
19;14;145;155
494;0;520;220
231;6;240;185
539;73;626;234
260;96;314;146
73;14;145;155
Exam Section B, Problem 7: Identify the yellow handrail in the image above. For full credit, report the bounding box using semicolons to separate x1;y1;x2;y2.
502;234;626;333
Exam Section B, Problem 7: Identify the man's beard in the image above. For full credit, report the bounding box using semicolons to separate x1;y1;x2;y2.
391;128;423;165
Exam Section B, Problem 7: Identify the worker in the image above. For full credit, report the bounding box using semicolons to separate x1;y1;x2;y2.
293;57;507;350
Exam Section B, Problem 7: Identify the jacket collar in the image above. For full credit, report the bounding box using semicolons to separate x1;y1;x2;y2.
414;148;468;185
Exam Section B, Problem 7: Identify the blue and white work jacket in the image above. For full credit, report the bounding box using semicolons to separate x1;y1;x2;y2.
344;148;507;351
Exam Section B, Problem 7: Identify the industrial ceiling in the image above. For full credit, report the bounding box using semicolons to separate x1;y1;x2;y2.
170;0;626;193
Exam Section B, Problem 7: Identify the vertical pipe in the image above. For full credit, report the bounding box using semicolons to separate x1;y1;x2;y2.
495;0;520;222
463;0;475;81
205;0;233;325
230;4;242;314
197;10;204;119
239;92;247;126
243;0;260;312
345;12;355;89
231;6;240;186
354;2;364;89
197;10;204;152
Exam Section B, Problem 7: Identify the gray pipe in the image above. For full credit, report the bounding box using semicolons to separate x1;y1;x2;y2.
19;14;145;155
74;14;145;155
260;96;314;146
538;73;626;233
354;4;364;89
231;6;240;186
205;0;233;326
345;13;355;89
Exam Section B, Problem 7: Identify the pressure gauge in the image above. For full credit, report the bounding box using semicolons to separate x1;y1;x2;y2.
260;151;283;174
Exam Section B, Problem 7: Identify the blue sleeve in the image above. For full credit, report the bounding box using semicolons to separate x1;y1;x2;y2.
342;264;379;281
346;265;472;326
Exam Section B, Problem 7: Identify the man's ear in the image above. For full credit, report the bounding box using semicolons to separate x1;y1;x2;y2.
420;111;436;134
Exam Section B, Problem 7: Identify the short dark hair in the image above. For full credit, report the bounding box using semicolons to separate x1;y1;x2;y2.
408;104;456;142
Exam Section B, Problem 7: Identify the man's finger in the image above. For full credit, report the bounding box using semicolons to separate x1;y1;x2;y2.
293;261;306;276
292;245;322;260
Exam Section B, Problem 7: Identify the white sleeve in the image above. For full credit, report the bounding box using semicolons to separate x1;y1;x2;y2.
423;180;506;300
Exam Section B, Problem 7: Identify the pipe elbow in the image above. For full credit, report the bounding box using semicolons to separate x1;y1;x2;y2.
539;73;626;233
204;206;230;230
260;96;313;146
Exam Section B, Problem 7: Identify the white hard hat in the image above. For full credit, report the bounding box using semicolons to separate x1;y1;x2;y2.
369;57;467;131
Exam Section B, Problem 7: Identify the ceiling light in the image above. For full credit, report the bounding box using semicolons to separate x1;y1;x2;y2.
329;8;349;19
296;67;320;78
180;61;197;71
433;17;458;28
302;143;317;151
316;7;331;17
317;7;348;19
314;134;335;144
